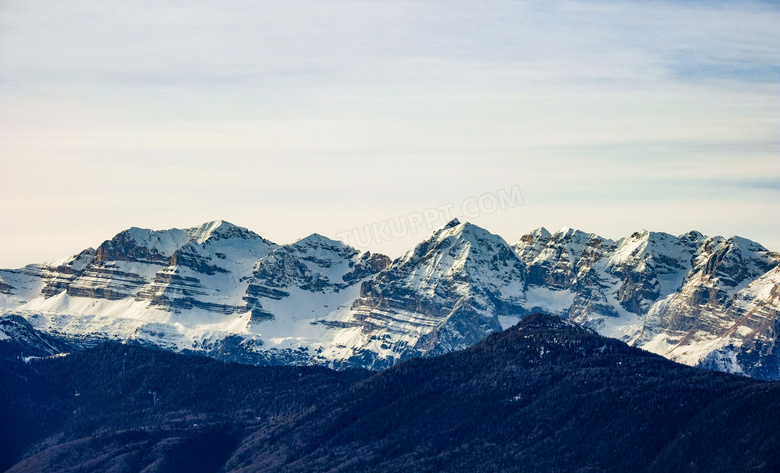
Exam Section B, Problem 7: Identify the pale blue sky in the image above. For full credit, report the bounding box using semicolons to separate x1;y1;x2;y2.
1;0;778;266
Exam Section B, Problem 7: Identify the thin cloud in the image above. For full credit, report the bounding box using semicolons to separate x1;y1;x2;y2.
0;0;778;266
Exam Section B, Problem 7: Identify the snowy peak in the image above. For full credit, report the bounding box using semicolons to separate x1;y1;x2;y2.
550;227;596;244
512;227;552;262
393;220;524;287
95;220;277;271
48;248;98;272
422;218;480;241
532;227;552;240
242;235;389;325
187;219;232;243
723;235;768;253
604;231;698;314
691;234;778;289
514;227;552;247
291;233;353;253
286;233;382;284
249;235;362;293
96;221;273;265
402;220;515;267
608;230;693;275
186;220;270;246
332;221;527;367
678;230;705;246
512;226;614;292
96;227;192;264
513;226;610;257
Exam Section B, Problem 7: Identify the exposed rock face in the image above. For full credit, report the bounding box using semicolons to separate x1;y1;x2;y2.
250;234;359;292
635;237;780;378
95;227;189;265
242;233;390;325
0;221;387;360
513;228;620;320
511;228;704;321
321;219;528;368
341;252;392;284
28;221;278;315
512;227;780;378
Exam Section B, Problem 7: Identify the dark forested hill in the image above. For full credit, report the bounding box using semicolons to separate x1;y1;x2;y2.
2;314;778;473
0;343;369;472
224;314;780;473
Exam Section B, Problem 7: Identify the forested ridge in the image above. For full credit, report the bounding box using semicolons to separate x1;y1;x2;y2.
2;314;777;473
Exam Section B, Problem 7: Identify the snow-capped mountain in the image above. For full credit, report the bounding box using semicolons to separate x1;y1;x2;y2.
0;221;389;363
511;227;780;379
636;235;780;378
1;220;778;379
319;219;528;368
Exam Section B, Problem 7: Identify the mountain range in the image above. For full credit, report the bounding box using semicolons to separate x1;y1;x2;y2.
1;219;778;379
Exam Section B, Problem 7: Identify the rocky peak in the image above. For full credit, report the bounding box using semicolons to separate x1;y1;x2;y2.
96;227;191;264
609;231;691;271
550;227;593;244
444;217;461;228
678;230;705;247
512;227;613;290
729;235;768;253
512;227;552;261
532;226;552;239
186;220;269;246
290;233;355;256
391;220;523;287
342;251;392;284
242;238;389;325
605;231;696;313
48;248;97;272
336;221;528;366
248;235;380;294
286;233;362;270
693;235;778;288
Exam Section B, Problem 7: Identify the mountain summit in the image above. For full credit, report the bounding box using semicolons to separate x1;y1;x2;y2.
320;219;528;368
